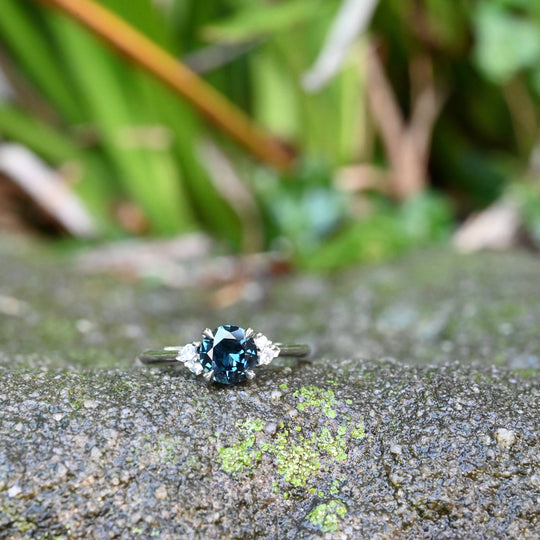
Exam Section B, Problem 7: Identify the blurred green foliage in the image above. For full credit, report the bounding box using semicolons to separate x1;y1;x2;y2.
0;0;540;271
473;1;540;85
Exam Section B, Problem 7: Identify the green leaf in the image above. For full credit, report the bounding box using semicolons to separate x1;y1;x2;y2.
0;0;82;121
250;49;299;139
509;183;540;245
100;0;173;48
0;106;118;233
203;0;324;43
473;2;540;83
299;193;452;272
0;105;79;162
530;65;540;97
50;11;193;235
130;68;242;246
400;192;453;241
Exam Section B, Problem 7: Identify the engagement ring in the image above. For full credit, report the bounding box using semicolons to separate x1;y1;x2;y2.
138;324;312;385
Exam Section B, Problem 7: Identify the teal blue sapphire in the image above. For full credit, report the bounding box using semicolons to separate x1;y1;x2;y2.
199;325;258;385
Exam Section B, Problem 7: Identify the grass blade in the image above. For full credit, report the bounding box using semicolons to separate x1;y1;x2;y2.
34;0;295;171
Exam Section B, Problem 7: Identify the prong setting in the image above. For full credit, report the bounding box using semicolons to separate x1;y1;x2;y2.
244;328;255;338
203;370;214;382
202;328;214;339
245;369;256;380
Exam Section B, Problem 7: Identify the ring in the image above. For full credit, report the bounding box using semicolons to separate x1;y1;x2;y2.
138;324;311;385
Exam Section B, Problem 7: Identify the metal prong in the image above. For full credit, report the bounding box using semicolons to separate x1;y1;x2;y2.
203;370;214;382
245;328;255;338
245;369;256;380
202;328;214;339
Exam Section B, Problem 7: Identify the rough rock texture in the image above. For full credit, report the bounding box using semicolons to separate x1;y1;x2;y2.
0;238;539;538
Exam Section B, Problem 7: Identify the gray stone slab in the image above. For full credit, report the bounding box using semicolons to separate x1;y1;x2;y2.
0;238;539;538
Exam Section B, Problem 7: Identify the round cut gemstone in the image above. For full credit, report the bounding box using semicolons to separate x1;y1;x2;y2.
199;325;258;385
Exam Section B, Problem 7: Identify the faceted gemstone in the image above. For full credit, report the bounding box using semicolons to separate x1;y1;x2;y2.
199;325;258;385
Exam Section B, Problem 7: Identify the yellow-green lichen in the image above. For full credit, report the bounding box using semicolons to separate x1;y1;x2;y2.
110;379;139;400
317;428;347;461
293;386;337;418
218;435;261;474
69;397;85;410
263;431;320;487
352;423;365;439
215;395;369;494
155;435;184;464
329;478;340;495
12;519;36;534
237;418;265;433
217;418;267;474
307;500;347;532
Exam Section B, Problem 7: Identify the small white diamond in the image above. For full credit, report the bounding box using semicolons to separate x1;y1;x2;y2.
185;359;204;375
254;333;271;350
255;333;280;365
178;343;203;375
177;343;198;363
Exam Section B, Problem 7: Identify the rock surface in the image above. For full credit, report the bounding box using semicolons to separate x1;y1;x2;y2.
0;238;539;538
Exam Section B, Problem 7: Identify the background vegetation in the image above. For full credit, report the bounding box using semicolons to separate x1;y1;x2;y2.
1;0;540;271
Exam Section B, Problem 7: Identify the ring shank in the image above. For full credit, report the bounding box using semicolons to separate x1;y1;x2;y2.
275;343;311;359
138;349;179;366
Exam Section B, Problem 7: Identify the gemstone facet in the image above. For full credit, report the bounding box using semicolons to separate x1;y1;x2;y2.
199;325;258;385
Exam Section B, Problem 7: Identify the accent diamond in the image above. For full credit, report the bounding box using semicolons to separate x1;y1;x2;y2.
177;344;203;375
254;333;280;365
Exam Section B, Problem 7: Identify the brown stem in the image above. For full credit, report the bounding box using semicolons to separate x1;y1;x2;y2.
503;77;538;159
366;45;416;199
366;44;443;199
34;0;295;171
